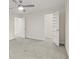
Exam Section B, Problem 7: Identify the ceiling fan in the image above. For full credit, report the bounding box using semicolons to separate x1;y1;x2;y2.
10;0;35;12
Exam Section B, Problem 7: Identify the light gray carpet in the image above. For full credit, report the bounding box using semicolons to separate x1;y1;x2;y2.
9;38;68;59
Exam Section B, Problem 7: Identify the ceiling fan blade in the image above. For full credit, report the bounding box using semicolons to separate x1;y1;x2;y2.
22;5;35;7
13;0;21;6
13;0;18;4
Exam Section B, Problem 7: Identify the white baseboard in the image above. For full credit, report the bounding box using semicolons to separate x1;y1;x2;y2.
9;37;15;40
26;36;45;40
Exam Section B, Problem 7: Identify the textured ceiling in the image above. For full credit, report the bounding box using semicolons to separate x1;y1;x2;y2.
9;0;65;14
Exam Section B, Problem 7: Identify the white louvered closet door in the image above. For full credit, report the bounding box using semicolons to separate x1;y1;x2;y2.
52;11;59;46
44;11;59;46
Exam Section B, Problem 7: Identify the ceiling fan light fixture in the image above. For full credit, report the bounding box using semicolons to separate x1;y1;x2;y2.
18;6;24;11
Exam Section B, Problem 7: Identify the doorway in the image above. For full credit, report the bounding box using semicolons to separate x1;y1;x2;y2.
14;17;25;39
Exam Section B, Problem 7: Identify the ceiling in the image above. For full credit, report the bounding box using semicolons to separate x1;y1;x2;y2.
9;0;65;14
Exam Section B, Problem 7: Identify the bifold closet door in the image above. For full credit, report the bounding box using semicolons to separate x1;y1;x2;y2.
52;11;59;46
44;11;59;46
14;17;25;39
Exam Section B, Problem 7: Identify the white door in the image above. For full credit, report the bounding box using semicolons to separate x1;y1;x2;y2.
14;17;25;39
44;11;59;46
52;11;59;46
44;14;54;39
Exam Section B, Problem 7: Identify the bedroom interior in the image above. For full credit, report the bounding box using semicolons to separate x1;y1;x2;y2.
9;0;69;59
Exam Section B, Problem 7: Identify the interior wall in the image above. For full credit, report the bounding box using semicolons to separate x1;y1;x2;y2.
9;8;65;43
59;9;65;44
9;13;15;40
25;13;45;40
25;10;57;40
65;0;69;55
25;9;65;42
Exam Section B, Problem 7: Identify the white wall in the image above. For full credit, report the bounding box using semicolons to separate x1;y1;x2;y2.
65;0;69;55
9;13;15;40
25;13;45;40
25;10;57;40
9;9;65;43
25;9;65;42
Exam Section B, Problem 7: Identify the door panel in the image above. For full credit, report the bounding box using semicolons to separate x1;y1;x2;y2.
44;14;54;39
44;11;59;46
52;11;59;46
14;17;25;39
